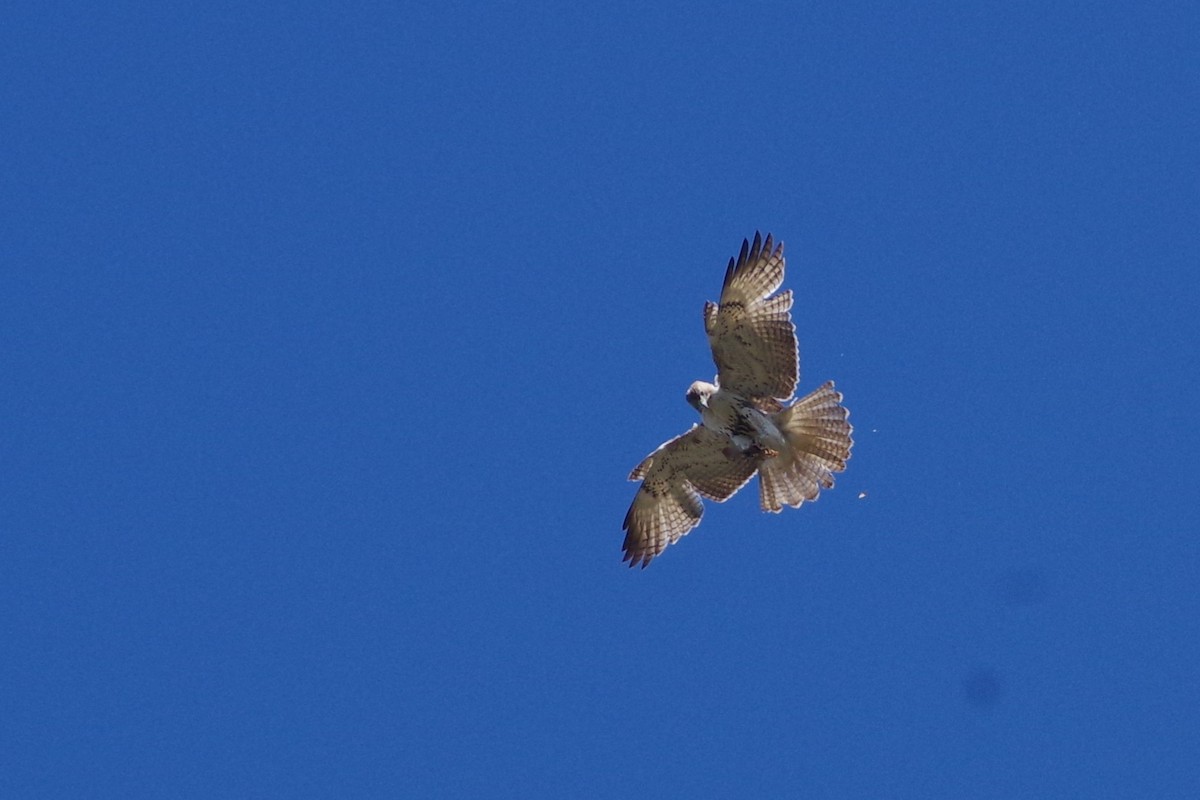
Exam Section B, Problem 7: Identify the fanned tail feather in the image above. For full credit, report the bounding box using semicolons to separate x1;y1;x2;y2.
758;381;853;512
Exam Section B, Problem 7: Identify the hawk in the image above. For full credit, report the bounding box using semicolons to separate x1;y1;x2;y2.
622;232;853;568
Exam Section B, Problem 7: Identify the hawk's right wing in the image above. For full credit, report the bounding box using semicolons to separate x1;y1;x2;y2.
622;425;759;568
704;232;799;404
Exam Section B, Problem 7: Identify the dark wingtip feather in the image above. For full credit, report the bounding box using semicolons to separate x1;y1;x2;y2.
724;235;752;292
724;238;748;291
620;519;652;568
724;231;781;292
621;545;651;569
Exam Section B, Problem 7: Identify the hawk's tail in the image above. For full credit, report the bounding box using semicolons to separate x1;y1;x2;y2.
758;382;853;512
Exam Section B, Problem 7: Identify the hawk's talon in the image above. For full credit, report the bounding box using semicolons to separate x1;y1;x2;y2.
723;443;770;461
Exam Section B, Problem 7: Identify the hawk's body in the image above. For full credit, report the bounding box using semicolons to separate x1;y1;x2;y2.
691;383;787;456
622;232;853;568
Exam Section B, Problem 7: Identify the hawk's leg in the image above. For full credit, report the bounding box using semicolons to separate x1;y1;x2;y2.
723;442;778;461
747;443;780;459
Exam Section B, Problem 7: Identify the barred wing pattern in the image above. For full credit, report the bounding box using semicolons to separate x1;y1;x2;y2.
703;232;799;403
622;425;759;568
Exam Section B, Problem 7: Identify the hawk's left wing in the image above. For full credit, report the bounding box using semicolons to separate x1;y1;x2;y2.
622;425;759;568
704;232;799;404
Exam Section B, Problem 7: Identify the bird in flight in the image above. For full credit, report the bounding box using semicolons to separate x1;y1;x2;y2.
622;232;853;568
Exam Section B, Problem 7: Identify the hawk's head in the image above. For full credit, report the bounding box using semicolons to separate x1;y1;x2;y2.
686;380;716;412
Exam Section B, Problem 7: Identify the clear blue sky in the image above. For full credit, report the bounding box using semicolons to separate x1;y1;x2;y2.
3;3;1198;797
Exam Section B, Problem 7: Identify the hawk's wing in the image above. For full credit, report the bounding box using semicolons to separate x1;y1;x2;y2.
622;424;759;568
703;232;798;403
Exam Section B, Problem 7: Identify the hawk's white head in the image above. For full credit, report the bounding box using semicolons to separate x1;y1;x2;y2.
686;380;717;413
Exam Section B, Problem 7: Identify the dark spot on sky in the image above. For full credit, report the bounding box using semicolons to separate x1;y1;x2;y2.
962;667;1004;708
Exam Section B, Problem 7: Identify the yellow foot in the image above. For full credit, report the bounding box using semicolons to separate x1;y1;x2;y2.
733;443;779;460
